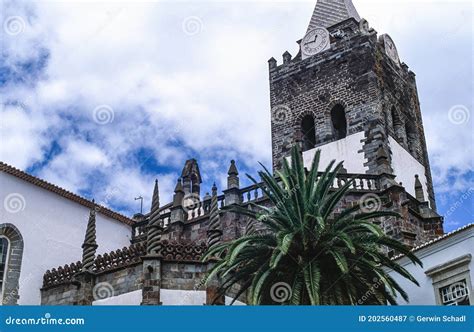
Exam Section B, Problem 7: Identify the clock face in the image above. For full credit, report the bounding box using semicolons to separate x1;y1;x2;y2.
383;34;400;65
301;27;330;59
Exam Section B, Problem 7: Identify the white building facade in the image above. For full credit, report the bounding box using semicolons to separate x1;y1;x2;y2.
0;162;133;305
388;224;473;305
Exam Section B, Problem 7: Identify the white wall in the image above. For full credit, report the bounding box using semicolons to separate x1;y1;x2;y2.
388;136;429;203
93;289;245;305
302;131;368;174
93;290;142;305
0;172;132;304
301;134;430;205
388;227;474;305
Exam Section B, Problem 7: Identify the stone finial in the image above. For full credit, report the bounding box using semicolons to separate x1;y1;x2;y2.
207;183;222;249
268;57;277;70
283;51;292;64
307;0;361;32
227;160;240;189
172;178;185;207
414;175;425;202
147;179;163;255
82;200;98;272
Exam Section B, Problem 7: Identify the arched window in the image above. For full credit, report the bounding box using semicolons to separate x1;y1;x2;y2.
405;121;417;155
330;104;347;140
391;107;403;141
301;115;316;151
0;237;9;302
0;224;23;305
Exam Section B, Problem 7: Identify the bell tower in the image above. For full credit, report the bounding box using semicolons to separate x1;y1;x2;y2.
269;0;437;210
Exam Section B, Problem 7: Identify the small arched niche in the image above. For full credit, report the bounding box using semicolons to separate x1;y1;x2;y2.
391;107;403;141
405;121;418;155
330;104;347;140
301;115;316;152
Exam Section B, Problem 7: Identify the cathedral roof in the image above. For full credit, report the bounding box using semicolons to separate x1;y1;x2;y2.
0;161;134;226
307;0;361;32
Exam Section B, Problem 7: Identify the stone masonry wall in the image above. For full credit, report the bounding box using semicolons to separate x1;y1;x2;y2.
269;18;436;210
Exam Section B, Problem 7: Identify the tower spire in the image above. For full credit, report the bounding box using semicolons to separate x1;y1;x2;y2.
307;0;361;32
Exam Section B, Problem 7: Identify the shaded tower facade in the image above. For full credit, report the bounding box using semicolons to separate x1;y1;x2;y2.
269;0;437;210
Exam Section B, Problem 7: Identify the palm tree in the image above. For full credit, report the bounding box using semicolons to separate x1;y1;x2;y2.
203;146;422;305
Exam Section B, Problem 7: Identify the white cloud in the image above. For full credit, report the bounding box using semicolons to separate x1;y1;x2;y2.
1;0;472;215
0;104;50;169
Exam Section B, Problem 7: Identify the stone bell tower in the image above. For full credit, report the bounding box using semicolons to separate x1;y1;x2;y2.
269;0;437;210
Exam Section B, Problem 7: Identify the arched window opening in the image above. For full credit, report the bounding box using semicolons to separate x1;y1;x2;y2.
0;237;9;302
0;224;23;305
405;122;417;155
391;107;403;141
301;115;316;151
330;105;347;140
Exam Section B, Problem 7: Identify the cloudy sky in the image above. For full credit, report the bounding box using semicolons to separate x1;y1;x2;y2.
1;0;472;231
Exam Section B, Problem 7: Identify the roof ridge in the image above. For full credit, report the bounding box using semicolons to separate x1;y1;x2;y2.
1;161;134;226
392;223;474;260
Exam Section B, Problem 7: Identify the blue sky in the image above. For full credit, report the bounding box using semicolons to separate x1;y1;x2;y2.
0;0;472;232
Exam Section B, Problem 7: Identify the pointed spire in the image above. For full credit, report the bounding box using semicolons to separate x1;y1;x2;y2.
174;178;184;193
307;0;361;32
82;200;98;272
147;179;163;255
207;184;222;249
151;179;159;212
227;160;239;176
414;175;425;202
173;178;185;207
227;160;240;190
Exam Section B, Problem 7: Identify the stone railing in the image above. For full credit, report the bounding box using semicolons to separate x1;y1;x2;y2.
239;173;380;205
132;173;381;229
42;261;83;289
241;184;265;204
94;243;146;273
334;174;380;191
132;211;171;243
184;194;226;221
42;241;207;288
